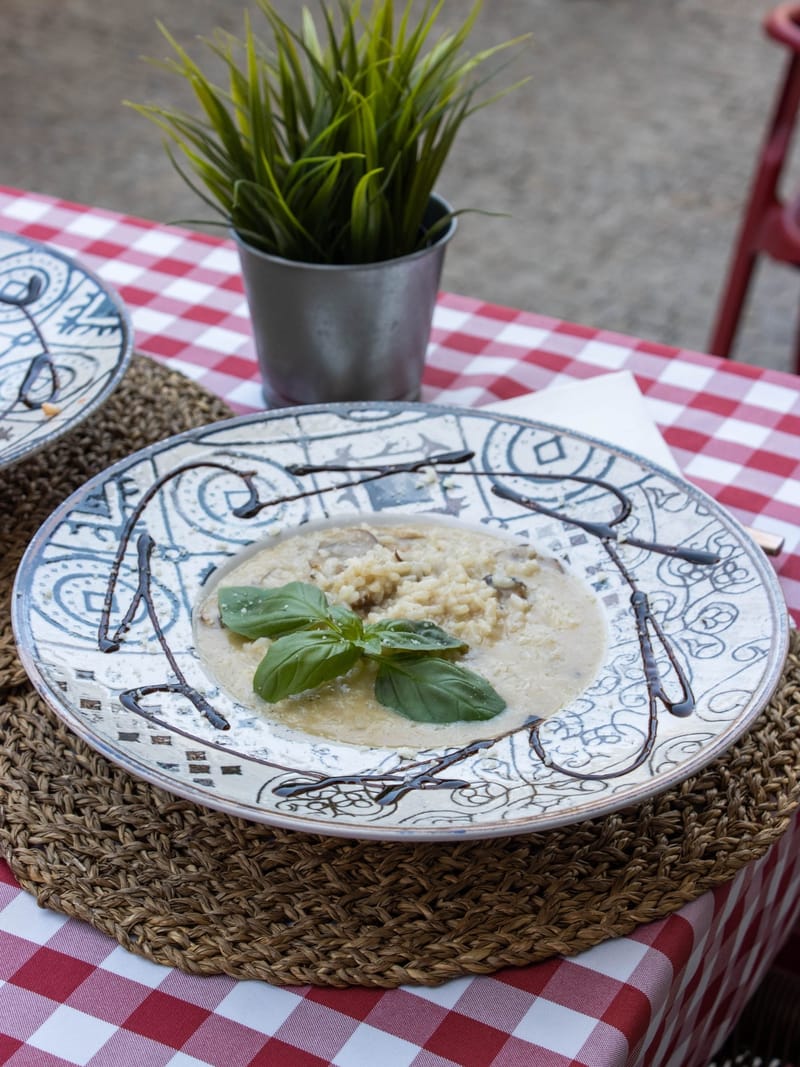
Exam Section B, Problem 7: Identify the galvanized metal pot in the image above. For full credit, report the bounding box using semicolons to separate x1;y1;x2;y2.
233;194;456;406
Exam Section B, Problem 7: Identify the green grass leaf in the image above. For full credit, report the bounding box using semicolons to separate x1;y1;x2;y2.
133;3;528;260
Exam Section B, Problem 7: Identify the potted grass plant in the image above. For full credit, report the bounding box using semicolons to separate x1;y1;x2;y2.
131;0;528;405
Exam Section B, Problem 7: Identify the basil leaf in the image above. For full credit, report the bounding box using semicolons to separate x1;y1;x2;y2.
364;618;468;655
356;635;384;658
374;656;506;723
253;631;361;701
220;581;504;724
328;602;365;641
219;582;331;639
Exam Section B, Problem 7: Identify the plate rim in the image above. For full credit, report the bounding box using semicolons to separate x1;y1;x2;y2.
0;231;134;471
11;400;791;840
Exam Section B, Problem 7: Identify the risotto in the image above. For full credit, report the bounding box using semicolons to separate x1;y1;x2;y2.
194;519;607;748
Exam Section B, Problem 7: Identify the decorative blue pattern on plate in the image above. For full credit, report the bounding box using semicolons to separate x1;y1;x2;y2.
12;403;789;840
0;232;132;469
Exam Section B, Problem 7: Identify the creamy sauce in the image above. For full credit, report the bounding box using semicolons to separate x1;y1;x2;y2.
194;520;606;748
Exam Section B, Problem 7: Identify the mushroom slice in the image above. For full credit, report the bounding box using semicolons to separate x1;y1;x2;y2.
483;573;528;598
315;527;380;560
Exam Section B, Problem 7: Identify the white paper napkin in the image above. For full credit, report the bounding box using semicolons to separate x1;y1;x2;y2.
481;370;680;474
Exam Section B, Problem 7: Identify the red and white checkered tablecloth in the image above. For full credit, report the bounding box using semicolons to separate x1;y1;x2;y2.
1;185;799;1067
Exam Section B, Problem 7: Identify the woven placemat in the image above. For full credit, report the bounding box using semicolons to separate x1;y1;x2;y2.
1;354;800;989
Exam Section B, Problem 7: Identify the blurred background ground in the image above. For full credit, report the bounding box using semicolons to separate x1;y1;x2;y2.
3;0;800;374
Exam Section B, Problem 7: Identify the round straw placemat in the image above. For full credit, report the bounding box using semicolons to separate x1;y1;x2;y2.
1;354;800;989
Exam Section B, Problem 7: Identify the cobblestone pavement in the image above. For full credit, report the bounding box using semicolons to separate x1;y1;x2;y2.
4;0;799;372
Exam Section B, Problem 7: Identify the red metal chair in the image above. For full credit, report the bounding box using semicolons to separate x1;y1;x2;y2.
709;4;800;369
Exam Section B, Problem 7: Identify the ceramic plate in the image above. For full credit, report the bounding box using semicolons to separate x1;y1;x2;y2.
0;232;132;470
12;403;789;840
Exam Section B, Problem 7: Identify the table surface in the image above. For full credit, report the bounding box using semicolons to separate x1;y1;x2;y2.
1;185;800;1067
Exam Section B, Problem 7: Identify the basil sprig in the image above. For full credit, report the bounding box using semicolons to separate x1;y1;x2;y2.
217;581;506;724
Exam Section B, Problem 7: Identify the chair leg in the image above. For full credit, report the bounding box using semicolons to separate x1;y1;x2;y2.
709;52;800;359
793;291;800;373
709;248;760;359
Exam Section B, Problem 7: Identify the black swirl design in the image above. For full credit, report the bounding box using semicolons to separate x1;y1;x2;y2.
94;447;722;808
